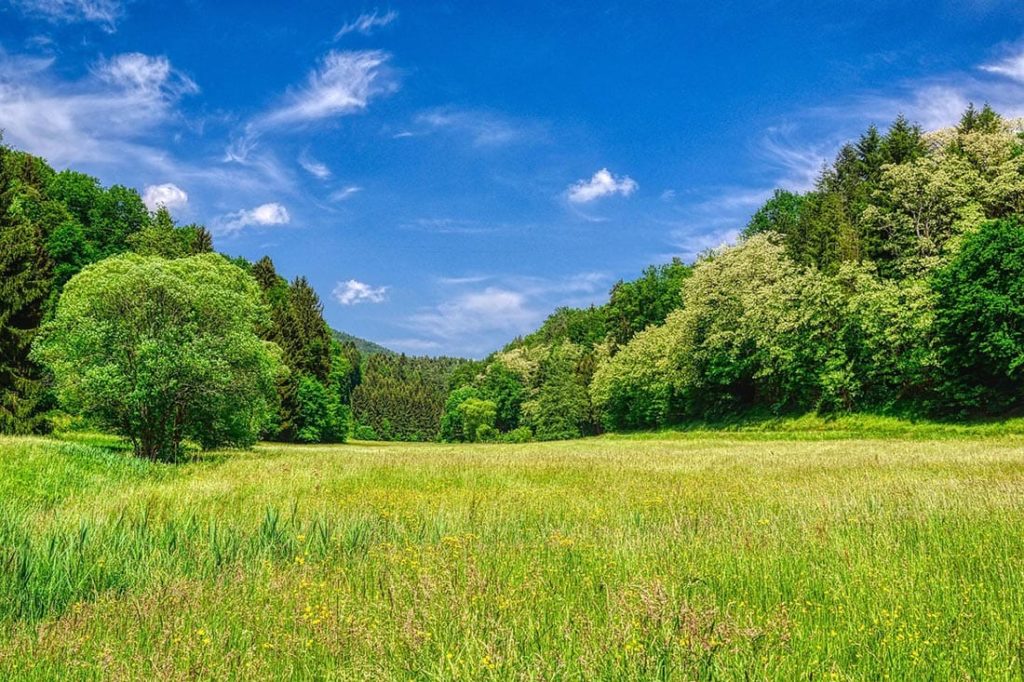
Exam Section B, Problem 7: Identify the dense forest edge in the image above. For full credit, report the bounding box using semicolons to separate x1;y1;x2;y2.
3;102;1024;458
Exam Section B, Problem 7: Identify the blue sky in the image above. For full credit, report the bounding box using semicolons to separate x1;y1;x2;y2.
3;1;1024;356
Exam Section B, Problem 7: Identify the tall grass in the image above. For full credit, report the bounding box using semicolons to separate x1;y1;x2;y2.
2;433;1024;679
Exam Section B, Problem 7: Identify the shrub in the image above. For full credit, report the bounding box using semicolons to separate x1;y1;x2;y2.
353;424;379;440
499;426;533;443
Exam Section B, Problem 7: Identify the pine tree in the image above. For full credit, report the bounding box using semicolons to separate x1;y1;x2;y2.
881;114;925;165
286;277;332;382
0;145;55;433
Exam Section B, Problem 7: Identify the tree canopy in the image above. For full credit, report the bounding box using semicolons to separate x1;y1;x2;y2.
33;254;282;460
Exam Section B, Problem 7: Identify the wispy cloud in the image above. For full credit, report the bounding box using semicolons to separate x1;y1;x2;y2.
333;279;389;305
0;50;197;168
298;150;331;179
403;218;499;235
93;52;198;98
142;183;188;212
335;9;398;39
216;202;290;235
758;127;830;192
12;0;123;32
567;168;638;203
413;107;543;148
257;50;396;128
329;185;362;201
402;272;610;356
980;45;1024;83
409;288;536;340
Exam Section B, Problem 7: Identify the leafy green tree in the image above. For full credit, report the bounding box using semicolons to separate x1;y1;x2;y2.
88;185;149;256
285;277;332;382
129;207;198;258
477;361;525;431
33;254;282;460
525;305;608;348
523;343;591;440
605;259;690;347
351;354;463;441
744;190;806;240
932;217;1024;413
293;374;349;443
457;398;497;442
591;324;680;429
439;385;480;442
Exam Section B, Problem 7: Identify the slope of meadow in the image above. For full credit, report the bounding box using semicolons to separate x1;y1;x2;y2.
1;433;1023;679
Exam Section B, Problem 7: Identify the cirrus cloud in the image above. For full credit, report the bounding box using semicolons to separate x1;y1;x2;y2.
335;9;398;39
12;0;123;32
258;50;396;128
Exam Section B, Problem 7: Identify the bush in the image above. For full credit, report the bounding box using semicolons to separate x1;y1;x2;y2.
499;426;533;443
476;424;498;442
353;424;378;440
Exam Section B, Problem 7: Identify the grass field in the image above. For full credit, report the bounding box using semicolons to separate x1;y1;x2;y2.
2;430;1024;680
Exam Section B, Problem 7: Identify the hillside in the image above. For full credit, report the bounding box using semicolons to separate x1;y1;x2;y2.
331;329;394;356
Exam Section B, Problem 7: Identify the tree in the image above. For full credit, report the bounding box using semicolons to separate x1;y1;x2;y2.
744;190;806;240
294;374;349;443
522;343;591;440
605;259;691;347
456;398;497;442
33;254;282;460
477;361;525;431
129;207;197;258
932;217;1024;413
285;277;332;382
0;146;56;433
439;386;480;442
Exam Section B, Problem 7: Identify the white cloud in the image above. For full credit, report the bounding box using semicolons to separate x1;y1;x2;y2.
0;50;198;168
414;108;542;148
13;0;123;31
409;288;536;340
758;128;831;192
567;168;638;203
142;183;188;211
404;272;609;356
404;218;497;235
668;227;741;263
333;279;389;305
298;150;331;179
980;47;1024;83
335;9;398;39
258;50;395;128
217;202;290;235
93;53;198;98
329;185;362;201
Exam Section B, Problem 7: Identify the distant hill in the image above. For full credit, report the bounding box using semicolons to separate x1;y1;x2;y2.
331;329;395;356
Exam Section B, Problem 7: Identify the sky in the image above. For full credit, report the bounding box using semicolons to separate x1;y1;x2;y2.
3;1;1024;357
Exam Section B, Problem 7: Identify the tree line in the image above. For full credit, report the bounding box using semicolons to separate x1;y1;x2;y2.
0;137;467;457
438;105;1024;440
4;103;1024;457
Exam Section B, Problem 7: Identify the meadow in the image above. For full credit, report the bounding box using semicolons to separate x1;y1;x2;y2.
2;429;1024;680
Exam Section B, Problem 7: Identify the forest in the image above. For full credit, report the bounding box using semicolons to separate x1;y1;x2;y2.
2;103;1024;459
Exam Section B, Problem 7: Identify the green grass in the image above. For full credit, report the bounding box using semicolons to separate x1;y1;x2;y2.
2;432;1024;679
